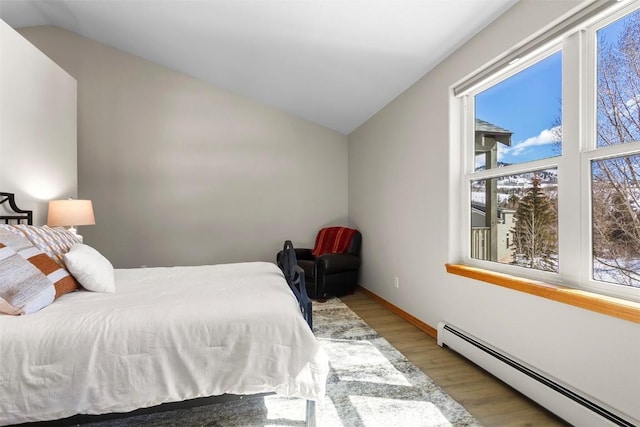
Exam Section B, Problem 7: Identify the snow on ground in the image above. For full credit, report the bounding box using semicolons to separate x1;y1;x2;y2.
593;258;640;288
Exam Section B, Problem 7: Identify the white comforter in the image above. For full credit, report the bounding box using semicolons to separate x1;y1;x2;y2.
0;262;328;425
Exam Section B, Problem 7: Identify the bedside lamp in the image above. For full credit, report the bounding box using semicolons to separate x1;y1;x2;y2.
47;199;95;242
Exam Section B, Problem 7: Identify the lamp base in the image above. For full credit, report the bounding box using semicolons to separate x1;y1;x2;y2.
67;226;84;243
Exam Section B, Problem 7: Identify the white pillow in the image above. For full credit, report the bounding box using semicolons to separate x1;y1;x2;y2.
64;244;115;293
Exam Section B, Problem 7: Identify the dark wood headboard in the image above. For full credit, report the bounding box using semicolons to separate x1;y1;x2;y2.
0;192;33;225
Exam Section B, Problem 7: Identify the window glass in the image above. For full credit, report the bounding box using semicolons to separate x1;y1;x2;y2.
474;52;562;171
592;154;640;287
471;169;558;272
463;4;640;301
596;10;640;148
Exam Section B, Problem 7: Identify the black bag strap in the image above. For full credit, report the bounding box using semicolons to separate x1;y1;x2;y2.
281;240;296;282
280;240;313;329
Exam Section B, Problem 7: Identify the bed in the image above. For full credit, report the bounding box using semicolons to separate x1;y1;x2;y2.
0;193;328;426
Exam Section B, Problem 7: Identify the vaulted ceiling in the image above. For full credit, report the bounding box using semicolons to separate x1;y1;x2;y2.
0;0;518;134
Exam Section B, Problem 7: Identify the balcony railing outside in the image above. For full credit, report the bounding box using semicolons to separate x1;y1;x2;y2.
471;227;490;260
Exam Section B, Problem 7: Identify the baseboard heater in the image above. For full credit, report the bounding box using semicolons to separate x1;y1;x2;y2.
437;322;636;427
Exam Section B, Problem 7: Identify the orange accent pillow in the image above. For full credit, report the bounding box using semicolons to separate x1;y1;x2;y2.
0;228;78;315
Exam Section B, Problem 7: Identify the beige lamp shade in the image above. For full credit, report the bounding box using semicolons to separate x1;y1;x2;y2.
47;199;96;227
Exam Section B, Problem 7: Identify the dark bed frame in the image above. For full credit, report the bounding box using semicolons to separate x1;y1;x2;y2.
0;192;33;225
1;192;317;427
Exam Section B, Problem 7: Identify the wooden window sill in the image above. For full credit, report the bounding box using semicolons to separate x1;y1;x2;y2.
445;264;640;324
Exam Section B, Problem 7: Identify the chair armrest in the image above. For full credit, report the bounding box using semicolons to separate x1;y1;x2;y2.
316;253;360;274
277;248;314;266
295;248;314;260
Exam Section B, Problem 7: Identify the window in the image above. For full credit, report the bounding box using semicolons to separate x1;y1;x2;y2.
590;8;640;290
459;2;640;302
591;155;640;287
596;10;640;149
470;51;561;274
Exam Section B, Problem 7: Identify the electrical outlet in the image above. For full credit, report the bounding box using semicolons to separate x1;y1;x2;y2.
393;276;399;289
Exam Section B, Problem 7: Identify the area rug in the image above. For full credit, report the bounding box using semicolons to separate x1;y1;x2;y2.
88;299;481;427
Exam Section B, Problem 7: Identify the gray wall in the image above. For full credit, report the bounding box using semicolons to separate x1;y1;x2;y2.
0;20;77;224
349;0;639;422
19;26;348;268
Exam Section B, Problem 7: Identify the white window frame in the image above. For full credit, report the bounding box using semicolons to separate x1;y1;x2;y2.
461;45;566;286
457;0;640;303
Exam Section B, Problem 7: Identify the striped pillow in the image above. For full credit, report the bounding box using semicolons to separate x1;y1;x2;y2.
1;224;81;268
0;229;78;315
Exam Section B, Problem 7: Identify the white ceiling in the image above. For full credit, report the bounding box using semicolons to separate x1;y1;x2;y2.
0;0;517;134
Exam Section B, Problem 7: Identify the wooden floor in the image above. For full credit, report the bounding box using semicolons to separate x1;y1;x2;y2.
340;290;569;427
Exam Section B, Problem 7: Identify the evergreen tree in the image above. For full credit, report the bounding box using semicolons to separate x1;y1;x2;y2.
512;175;558;272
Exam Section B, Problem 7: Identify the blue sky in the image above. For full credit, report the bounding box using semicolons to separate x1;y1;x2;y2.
475;51;562;165
474;15;627;166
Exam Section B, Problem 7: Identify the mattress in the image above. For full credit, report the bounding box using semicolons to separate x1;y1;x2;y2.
0;261;328;425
